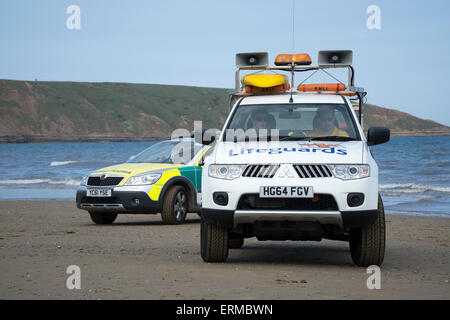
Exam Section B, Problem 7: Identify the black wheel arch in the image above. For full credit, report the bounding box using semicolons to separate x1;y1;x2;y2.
158;176;199;212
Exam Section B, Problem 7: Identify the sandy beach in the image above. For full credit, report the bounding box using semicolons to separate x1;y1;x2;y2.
0;200;448;300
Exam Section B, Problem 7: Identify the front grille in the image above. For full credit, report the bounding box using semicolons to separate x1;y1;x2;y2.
87;176;124;186
237;193;338;211
293;165;332;178
242;165;279;178
81;197;118;204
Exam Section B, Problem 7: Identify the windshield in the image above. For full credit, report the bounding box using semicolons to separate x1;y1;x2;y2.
128;140;203;164
224;103;359;142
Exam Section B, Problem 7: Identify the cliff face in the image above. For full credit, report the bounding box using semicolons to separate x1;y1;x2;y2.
362;104;450;136
0;79;448;142
0;80;230;142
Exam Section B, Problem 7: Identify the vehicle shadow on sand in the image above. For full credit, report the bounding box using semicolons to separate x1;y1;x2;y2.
227;241;354;266
81;216;201;227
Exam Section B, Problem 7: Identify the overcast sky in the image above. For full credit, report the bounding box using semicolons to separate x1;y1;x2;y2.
1;0;449;125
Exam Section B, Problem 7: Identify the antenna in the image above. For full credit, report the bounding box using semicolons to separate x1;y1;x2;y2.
291;0;295;55
289;61;294;103
289;0;295;103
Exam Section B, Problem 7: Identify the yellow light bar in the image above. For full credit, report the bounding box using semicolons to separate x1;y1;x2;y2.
293;54;312;65
274;53;312;66
274;54;292;66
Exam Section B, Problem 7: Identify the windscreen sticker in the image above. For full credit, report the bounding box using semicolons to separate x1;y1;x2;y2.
228;143;347;157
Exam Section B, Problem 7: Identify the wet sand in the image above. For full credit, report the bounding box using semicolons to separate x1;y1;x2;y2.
0;200;448;299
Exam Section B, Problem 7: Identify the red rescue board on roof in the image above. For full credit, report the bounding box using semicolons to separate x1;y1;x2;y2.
297;83;346;92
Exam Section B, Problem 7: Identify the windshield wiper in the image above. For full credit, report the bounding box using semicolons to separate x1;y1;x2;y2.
309;136;357;141
279;136;311;141
231;136;288;142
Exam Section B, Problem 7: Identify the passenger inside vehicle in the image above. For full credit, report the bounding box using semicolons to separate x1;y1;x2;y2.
310;107;349;138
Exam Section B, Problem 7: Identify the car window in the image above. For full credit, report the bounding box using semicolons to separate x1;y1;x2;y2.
128;140;203;164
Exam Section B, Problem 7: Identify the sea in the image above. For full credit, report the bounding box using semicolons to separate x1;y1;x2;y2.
0;136;449;218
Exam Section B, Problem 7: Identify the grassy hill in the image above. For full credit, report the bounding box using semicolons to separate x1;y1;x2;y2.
362;104;450;135
0;79;448;142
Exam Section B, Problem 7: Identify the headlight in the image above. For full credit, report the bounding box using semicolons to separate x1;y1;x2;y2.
80;175;88;186
328;164;370;180
124;173;161;186
208;164;246;180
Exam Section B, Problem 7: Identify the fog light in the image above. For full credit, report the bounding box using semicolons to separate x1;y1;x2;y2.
132;198;140;206
213;192;228;206
347;193;364;207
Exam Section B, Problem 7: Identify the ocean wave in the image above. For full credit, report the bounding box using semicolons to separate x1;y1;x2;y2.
382;193;437;200
380;183;450;193
379;165;397;170
48;178;81;186
0;178;81;186
425;161;450;168
50;161;78;167
385;209;449;219
0;179;50;185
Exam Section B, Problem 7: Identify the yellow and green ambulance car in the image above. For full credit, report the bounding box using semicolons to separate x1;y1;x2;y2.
76;138;213;225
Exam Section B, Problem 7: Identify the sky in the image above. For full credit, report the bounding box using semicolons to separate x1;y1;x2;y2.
1;0;450;126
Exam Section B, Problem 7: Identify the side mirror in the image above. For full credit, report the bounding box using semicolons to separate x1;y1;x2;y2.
191;128;220;145
198;155;210;167
203;134;215;145
367;127;390;146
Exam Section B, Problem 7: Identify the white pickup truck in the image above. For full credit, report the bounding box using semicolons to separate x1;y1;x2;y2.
200;50;390;267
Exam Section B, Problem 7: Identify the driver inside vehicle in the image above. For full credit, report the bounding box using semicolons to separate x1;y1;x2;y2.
309;107;349;137
249;111;271;130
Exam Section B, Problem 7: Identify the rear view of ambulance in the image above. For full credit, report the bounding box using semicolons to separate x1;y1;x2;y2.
201;50;390;266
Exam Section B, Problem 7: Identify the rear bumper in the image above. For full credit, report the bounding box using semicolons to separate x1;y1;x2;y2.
202;208;378;230
76;187;161;214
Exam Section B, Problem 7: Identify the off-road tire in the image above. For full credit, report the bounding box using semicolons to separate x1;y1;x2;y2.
200;220;229;262
88;211;117;225
349;195;386;267
161;185;188;225
228;236;244;249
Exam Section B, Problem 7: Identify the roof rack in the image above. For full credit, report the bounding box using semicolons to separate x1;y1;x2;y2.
230;51;367;125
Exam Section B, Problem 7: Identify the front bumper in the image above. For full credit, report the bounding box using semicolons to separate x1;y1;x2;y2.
202;175;379;212
201;174;380;231
76;186;161;214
